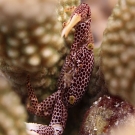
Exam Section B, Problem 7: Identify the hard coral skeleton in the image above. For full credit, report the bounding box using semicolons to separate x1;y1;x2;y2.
26;3;94;135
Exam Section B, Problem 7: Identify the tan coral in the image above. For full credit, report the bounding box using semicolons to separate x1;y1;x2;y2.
0;0;67;102
0;0;64;71
0;75;28;135
0;60;61;101
101;0;135;105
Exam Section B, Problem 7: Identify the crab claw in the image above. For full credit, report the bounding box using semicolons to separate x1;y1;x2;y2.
61;13;81;38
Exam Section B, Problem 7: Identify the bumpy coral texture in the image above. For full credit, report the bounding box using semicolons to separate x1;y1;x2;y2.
0;75;27;135
0;0;64;71
26;3;94;135
80;95;135;135
101;0;135;105
0;0;67;104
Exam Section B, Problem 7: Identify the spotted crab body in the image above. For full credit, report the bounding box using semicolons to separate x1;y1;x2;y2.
58;18;94;107
26;3;94;135
62;45;94;107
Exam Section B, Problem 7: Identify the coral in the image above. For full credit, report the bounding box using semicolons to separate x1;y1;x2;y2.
0;0;64;71
0;60;61;102
80;95;135;135
0;75;27;135
58;0;80;23
0;0;67;103
101;0;135;105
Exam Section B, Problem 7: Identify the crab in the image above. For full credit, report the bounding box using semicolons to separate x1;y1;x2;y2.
26;3;94;135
